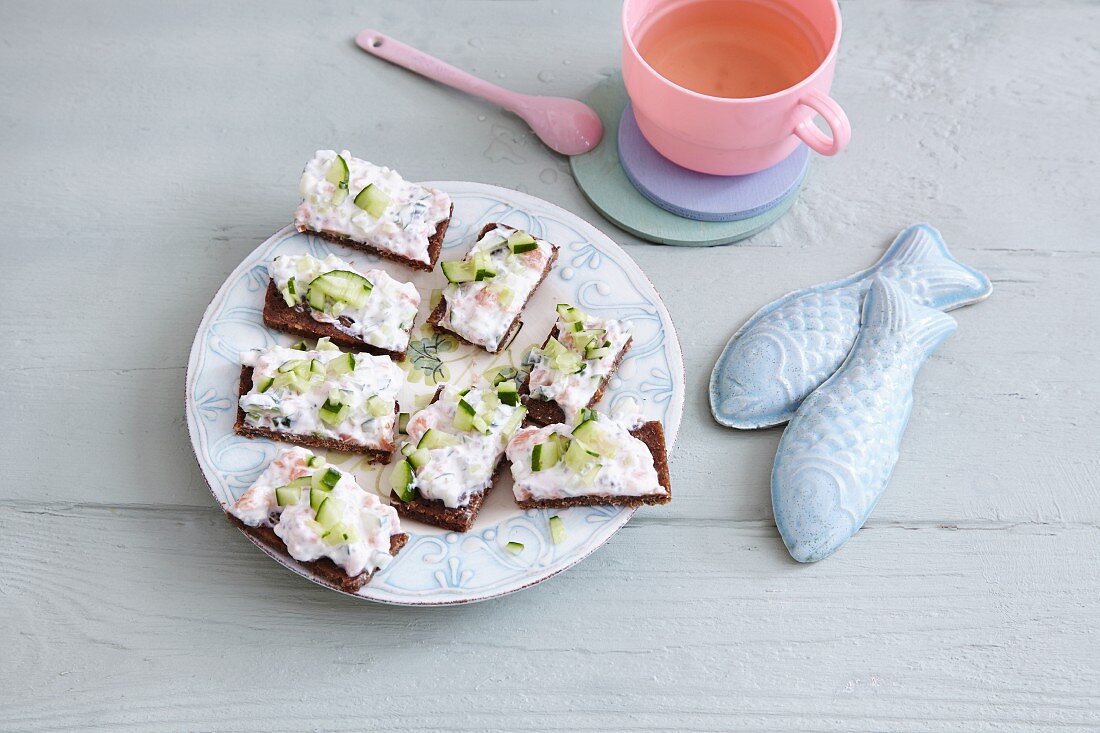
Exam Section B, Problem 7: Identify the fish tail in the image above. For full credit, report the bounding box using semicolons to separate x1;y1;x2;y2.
873;224;993;309
864;276;957;356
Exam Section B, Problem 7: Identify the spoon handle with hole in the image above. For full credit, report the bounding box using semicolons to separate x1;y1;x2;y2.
355;29;522;111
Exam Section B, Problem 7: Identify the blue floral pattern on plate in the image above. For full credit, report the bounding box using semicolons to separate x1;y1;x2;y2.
185;182;684;605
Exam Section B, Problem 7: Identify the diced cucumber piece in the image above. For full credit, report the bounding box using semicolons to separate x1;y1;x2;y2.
571;418;601;444
327;155;350;205
318;396;349;426
389;460;416;502
315;337;338;351
498;287;515;307
286;476;313;489
496;380;519;406
556;303;585;323
400;443;414;457
367;395;394;417
320;467;341;489
531;439;561;471
473;251;496;281
505;541;524;555
280;279;297;307
304;518;325;535
292;339;311;351
571;328;606;352
398;412;410;434
417;428;460;450
585;345;612;360
551;350;583;375
549;515;566;545
407;448;430;469
309;487;330;511
306;455;325;468
321;522;359;547
278;359;308;373
327;352;356;376
501;406;527;437
442;259;476;283
506;230;538;253
326;154;350;188
307;270;373;312
565;438;600;474
353;183;391;218
256;376;274;393
314;496;344;528
577;408;598;424
275;486;301;507
453;398;476;432
272;371;309;393
471;414;491;434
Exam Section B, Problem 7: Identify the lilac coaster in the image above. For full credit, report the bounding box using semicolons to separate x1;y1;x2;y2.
618;103;810;222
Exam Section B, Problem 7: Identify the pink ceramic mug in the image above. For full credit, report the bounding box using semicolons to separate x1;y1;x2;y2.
621;0;851;175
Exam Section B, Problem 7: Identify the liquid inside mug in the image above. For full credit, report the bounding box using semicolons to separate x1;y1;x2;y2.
622;0;850;175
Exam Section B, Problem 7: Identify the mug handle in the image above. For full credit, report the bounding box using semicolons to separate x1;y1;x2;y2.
794;90;851;156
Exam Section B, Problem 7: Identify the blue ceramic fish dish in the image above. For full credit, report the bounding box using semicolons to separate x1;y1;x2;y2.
771;276;957;562
709;224;991;429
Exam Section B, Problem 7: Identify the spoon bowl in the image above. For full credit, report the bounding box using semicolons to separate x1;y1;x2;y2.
356;30;603;156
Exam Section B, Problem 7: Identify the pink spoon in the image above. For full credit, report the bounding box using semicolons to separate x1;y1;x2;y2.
355;29;603;156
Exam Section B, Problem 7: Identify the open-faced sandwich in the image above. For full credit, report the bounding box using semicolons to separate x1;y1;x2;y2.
506;408;671;508
389;381;528;532
295;150;452;271
427;223;559;353
235;338;404;462
263;252;420;359
227;447;408;592
522;303;633;425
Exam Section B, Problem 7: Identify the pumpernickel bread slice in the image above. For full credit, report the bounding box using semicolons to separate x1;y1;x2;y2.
261;282;411;361
299;203;453;273
513;420;672;509
229;515;408;593
233;366;396;462
427;223;559;354
521;325;634;426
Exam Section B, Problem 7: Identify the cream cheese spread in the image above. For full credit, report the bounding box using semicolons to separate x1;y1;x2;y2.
269;253;420;354
294;149;451;266
401;384;526;508
439;225;556;351
506;415;666;502
229;447;401;577
526;307;632;419
239;342;404;449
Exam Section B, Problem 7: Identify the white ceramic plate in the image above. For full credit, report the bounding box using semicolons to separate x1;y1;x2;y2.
186;182;684;605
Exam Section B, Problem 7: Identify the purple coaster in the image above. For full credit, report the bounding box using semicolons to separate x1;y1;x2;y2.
618;103;810;222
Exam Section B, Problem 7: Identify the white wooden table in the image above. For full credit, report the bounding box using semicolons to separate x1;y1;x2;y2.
2;1;1098;730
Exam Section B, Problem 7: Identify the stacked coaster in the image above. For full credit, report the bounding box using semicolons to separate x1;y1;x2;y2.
570;73;807;247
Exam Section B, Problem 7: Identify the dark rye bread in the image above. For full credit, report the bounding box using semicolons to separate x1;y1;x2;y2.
514;420;672;509
521;325;634;426
427;223;560;354
261;282;410;361
229;515;408;593
388;386;504;533
298;202;453;272
233;366;396;462
389;460;507;533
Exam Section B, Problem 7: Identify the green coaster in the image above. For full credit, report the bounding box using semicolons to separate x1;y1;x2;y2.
569;73;805;247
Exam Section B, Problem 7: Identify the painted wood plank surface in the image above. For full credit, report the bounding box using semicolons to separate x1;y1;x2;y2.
1;0;1097;730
